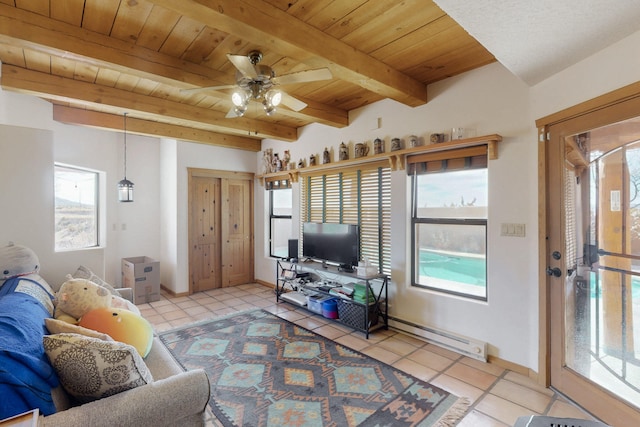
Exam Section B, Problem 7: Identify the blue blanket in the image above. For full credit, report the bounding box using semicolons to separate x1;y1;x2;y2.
0;279;59;419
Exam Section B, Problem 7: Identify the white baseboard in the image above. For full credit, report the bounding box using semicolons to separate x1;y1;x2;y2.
388;317;487;361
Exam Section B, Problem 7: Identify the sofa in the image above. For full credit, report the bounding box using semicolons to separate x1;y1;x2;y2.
42;335;211;427
0;246;210;427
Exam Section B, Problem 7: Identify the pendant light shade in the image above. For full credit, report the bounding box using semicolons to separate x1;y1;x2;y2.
118;112;134;202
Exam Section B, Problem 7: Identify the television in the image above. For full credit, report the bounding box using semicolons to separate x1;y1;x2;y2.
302;222;360;270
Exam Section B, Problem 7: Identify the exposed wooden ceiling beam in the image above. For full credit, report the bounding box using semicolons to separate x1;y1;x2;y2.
1;64;297;141
147;0;428;107
52;105;262;152
0;3;347;128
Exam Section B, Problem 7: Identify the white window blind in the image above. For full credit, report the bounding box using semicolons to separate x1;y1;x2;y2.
300;162;391;275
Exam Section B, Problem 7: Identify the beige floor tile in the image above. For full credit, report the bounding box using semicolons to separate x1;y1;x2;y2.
161;309;188;321
423;343;463;360
176;299;201;309
376;336;421;356
547;399;598;420
407;347;456;371
390;332;428;348
333;334;371;351
429;373;485;404
445;362;499;390
475;394;540;426
295;316;329;331
184;305;210;316
361;345;402;365
490;379;552;414
461;356;506;376
312;324;348;341
503;371;554;397
457;409;509;427
392;358;438;382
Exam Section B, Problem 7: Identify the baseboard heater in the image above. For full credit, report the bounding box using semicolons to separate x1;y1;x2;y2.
388;316;487;362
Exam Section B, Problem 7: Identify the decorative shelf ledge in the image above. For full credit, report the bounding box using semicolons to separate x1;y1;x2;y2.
257;134;502;185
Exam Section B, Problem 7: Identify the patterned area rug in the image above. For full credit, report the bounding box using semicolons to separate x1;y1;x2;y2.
159;309;468;427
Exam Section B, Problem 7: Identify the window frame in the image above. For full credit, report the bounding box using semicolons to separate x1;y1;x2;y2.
54;163;101;252
409;147;489;301
267;178;293;258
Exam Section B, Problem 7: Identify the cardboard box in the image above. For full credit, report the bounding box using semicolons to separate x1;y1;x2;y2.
122;256;160;304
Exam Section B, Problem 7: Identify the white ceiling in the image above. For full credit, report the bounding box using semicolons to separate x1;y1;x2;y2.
434;0;640;85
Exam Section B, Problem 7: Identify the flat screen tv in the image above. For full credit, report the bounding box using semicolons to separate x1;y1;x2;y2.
302;222;360;270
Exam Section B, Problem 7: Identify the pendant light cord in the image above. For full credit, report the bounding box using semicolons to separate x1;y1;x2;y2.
123;112;128;179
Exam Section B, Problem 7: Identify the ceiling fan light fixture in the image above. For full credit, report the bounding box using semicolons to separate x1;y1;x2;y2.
231;89;249;107
265;90;282;107
234;104;248;117
263;102;277;116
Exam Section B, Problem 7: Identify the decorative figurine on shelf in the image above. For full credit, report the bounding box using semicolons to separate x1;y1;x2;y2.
391;137;402;151
339;142;348;161
272;153;282;172
283;150;291;170
374;138;384;154
263;148;273;174
323;147;330;164
298;158;305;169
354;142;369;158
309;154;316;166
409;135;419;148
430;133;445;144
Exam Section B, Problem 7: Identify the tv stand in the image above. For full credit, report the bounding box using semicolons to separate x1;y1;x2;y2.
275;258;388;338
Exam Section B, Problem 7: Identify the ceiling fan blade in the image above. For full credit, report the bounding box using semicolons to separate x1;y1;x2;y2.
225;107;241;118
227;53;258;79
272;68;332;85
180;84;236;94
280;92;308;112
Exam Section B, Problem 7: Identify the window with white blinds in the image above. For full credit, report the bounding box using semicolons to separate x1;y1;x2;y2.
300;161;391;275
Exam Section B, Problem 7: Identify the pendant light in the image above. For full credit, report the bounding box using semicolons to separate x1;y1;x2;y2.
118;112;134;202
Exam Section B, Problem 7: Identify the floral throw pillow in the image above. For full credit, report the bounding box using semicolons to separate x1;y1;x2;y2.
43;333;153;404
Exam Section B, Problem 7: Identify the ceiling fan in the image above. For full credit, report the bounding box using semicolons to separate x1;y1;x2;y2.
181;50;332;117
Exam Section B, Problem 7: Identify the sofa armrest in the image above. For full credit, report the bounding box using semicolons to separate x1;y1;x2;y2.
41;369;210;427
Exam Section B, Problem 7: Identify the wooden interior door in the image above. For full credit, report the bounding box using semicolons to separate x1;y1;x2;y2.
221;177;253;286
189;169;254;292
189;174;221;292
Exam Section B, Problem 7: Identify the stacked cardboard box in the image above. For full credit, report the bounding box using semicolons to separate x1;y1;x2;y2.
121;256;160;304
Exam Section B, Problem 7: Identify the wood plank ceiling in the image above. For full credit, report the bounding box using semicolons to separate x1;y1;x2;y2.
0;0;495;150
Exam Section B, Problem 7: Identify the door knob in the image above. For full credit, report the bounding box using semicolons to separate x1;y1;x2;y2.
546;267;562;277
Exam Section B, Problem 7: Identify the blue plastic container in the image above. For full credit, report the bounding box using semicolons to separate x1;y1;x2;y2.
322;298;339;319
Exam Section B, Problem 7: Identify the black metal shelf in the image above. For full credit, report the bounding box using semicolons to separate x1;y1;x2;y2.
275;258;388;338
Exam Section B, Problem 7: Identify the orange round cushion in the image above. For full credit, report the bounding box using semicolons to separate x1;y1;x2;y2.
79;307;153;357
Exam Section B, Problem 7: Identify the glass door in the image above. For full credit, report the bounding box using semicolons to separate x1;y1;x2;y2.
546;104;640;426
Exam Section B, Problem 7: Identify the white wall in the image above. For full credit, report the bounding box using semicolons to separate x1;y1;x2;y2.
257;63;539;368
0;91;161;287
256;28;640;371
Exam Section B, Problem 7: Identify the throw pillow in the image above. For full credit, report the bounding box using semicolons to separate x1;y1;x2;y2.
72;265;121;297
43;333;153;404
78;307;154;357
45;318;114;341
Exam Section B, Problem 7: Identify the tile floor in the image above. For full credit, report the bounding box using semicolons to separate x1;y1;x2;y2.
138;283;600;427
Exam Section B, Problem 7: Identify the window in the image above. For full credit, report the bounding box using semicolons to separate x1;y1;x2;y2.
300;161;391;275
268;178;292;258
410;147;488;300
54;164;99;251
